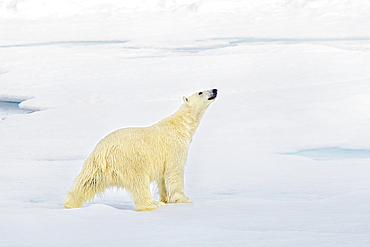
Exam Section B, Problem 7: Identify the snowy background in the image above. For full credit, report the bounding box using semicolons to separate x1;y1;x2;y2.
1;0;370;246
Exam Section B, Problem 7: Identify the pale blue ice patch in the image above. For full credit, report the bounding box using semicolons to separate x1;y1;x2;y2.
173;37;370;53
0;40;128;48
0;101;34;120
283;147;370;161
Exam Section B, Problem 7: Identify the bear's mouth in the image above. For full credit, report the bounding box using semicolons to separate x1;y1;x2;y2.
208;89;218;100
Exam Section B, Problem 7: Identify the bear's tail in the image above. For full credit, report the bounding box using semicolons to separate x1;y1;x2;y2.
63;155;107;209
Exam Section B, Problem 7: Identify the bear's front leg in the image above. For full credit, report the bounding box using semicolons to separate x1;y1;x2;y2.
164;166;193;204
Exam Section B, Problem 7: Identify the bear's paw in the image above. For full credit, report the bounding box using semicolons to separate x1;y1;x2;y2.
136;200;165;211
166;194;193;203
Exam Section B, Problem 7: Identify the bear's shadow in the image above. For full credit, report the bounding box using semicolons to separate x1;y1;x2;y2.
85;202;136;211
106;203;136;211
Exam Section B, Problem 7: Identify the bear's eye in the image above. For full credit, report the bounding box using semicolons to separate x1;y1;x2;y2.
198;92;203;95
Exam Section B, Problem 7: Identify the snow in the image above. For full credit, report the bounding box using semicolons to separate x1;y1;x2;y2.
1;0;370;246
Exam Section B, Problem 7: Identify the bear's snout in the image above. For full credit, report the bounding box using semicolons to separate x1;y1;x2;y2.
208;89;218;100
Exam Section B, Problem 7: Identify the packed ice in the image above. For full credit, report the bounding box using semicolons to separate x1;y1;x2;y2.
1;0;370;246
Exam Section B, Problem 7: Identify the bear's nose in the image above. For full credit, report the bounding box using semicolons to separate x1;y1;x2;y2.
213;89;218;94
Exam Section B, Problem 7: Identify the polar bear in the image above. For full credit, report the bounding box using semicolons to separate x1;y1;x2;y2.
63;89;218;211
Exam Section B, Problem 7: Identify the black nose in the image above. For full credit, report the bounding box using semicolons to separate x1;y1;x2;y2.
213;89;218;94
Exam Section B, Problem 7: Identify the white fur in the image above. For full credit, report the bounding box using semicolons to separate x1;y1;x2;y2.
63;89;217;211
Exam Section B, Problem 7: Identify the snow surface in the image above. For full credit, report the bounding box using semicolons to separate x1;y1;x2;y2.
1;0;370;246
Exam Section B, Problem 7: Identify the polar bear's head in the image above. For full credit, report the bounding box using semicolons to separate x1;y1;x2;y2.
182;89;218;109
174;89;217;132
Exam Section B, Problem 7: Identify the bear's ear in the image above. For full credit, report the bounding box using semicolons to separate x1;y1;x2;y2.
182;96;189;103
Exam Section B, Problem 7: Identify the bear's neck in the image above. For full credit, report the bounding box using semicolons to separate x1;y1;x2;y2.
161;103;208;140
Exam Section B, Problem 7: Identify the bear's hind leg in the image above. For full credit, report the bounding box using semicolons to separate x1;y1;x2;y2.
126;178;165;211
157;177;169;203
